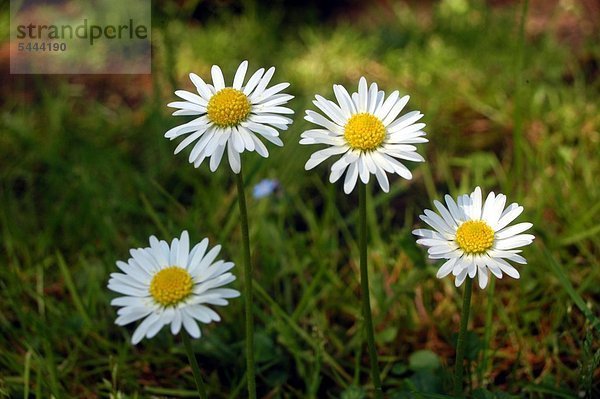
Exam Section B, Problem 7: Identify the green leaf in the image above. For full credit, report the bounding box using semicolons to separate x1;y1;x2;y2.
409;350;441;371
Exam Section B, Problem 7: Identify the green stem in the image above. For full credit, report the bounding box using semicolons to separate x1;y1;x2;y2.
478;277;495;386
453;277;474;397
182;333;208;399
235;167;257;399
358;182;383;398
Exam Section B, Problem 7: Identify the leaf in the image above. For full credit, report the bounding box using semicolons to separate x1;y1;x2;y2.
409;350;441;370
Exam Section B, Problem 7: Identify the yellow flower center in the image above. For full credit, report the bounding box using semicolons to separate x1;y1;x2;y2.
149;266;193;307
207;88;251;127
455;220;495;254
343;113;386;151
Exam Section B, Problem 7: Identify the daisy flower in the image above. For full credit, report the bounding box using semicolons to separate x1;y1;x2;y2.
165;61;294;173
300;77;427;194
108;231;240;344
413;187;534;289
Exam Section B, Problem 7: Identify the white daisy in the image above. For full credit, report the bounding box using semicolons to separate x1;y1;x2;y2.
300;76;427;194
165;60;294;173
108;231;240;344
413;187;534;289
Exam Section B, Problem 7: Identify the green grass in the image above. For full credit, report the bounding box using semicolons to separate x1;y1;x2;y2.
1;0;599;397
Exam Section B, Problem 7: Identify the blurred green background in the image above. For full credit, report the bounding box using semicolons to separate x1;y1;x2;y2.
1;0;599;397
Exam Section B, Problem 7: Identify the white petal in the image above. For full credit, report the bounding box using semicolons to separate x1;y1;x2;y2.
211;65;225;91
437;257;458;278
433;200;458;230
175;130;206;155
182;312;201;338
149;236;169;267
237;126;256;151
489;194;508;227
189;73;213;99
490;258;520;279
175;90;206;105
209;144;226;172
250;114;292;126
374;166;390;193
417;238;454;247
145;315;167;339
484;255;503;278
115;260;150;283
494;204;524;231
495;223;533;239
494;234;535;250
172;109;202;116
168;101;205;113
487;249;527;264
165;121;209;140
343;161;359;194
477;267;489;289
251;135;269;157
358;157;370;184
481;191;497;223
382;95;410;126
251;67;275;98
427;244;456;256
412;229;446;240
189;130;216;163
243;68;265;95
188;305;221;323
114;307;152;326
232;60;248;89
374;90;400;120
357;77;368;112
227;141;241;174
455;269;469;287
367;82;379;114
380;153;412;180
387;110;423;132
305;146;348;170
464;187;482;220
188;238;210;272
131;313;161;345
333;84;356;116
193;244;222;277
230;128;244;153
171;311;183;335
252;82;290;103
423;209;454;235
108;280;148;297
444;194;465;223
304;110;344;134
467;255;477;278
312;95;347;126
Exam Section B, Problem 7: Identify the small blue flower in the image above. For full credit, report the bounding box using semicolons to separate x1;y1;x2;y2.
252;179;280;199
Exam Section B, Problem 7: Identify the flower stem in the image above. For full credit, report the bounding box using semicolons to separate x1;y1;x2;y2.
453;277;473;397
358;182;383;398
182;333;208;399
235;168;257;399
478;277;495;386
